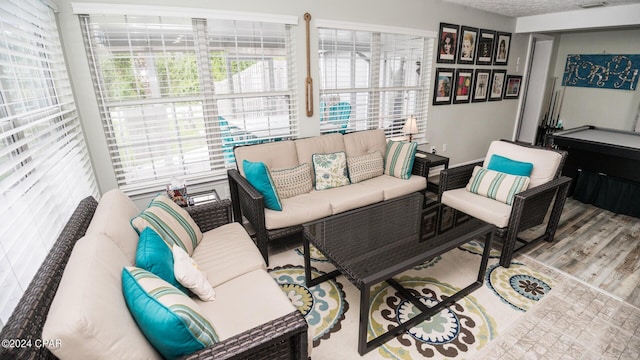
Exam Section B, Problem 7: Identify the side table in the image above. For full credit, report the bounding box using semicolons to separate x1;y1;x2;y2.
415;150;449;194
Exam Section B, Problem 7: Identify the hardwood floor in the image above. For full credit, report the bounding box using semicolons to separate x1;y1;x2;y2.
521;198;640;308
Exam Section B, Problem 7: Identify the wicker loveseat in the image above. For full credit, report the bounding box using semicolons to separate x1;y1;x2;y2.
227;129;429;265
0;190;307;360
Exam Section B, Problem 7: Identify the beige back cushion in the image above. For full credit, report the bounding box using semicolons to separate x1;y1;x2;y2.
295;133;346;183
343;129;387;158
43;234;161;360
483;140;563;188
234;140;299;176
85;188;140;264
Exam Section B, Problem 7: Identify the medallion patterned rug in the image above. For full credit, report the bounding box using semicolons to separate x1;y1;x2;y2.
267;241;558;359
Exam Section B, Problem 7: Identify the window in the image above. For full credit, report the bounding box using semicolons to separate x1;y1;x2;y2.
0;0;98;323
79;12;297;195
317;23;434;138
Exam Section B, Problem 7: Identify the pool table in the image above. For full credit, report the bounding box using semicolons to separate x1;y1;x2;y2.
552;125;640;195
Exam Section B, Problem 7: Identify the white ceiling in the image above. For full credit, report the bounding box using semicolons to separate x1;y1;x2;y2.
442;0;640;17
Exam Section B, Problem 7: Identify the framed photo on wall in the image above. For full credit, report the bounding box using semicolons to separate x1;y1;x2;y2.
433;68;454;105
475;29;495;65
494;32;511;65
504;75;523;99
488;69;506;101
437;23;459;64
472;69;491;102
453;68;474;104
457;26;478;65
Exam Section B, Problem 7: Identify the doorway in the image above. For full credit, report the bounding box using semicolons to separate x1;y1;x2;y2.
514;34;555;144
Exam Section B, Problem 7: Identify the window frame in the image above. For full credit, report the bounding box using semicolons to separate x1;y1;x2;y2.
315;20;436;139
77;6;299;195
0;0;98;323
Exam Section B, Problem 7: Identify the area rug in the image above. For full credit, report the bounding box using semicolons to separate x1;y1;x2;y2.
267;242;556;360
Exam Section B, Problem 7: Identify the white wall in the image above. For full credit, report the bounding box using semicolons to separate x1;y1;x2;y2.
55;0;522;204
550;28;640;131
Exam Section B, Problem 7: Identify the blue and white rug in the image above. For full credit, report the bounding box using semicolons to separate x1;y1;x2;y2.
267;242;556;359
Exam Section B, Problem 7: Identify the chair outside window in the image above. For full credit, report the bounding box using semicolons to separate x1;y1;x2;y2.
321;101;351;134
219;116;260;163
438;140;572;267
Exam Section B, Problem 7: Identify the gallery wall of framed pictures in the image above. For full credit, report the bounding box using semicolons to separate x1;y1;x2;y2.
434;22;517;105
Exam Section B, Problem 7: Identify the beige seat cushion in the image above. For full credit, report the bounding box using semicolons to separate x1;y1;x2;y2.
85;188;140;263
265;193;333;229
43;234;160;360
313;182;385;215
196;268;296;340
361;174;427;200
343;129;387;158
234;140;299;177
483;141;562;187
441;188;512;228
264;176;425;229
192;223;266;287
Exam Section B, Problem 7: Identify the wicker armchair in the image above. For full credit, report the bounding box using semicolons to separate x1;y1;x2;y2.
0;197;308;360
438;140;572;267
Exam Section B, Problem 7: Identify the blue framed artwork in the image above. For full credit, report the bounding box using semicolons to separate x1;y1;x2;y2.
563;54;639;91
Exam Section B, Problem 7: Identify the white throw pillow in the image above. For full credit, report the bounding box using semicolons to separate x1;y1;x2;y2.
173;245;216;301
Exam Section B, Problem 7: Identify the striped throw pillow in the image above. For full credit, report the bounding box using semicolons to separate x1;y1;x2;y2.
131;195;202;256
122;267;219;360
270;163;313;199
466;166;531;205
384;140;418;179
347;151;383;183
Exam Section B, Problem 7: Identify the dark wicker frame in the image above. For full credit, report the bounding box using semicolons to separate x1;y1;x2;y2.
228;152;430;266
0;197;308;360
438;140;572;267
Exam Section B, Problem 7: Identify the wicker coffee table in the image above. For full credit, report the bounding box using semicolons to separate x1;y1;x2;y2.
303;192;495;355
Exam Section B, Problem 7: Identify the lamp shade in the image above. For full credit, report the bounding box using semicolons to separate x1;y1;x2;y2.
402;116;418;135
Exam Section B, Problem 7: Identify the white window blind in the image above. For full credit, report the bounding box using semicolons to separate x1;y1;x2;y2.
79;13;298;195
0;0;98;324
317;26;434;138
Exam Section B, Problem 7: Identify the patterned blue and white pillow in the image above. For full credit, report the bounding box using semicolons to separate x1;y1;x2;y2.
312;152;351;190
122;267;218;360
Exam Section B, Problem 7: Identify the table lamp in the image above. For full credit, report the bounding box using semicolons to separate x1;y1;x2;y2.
402;116;418;142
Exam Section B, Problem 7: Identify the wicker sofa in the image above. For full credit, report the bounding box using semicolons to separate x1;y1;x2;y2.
0;190;307;360
228;129;429;265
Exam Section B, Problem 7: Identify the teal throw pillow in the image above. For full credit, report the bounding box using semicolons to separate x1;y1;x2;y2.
487;154;533;177
312;152;350;190
122;267;219;360
243;160;282;211
135;227;188;294
384;140;418;179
